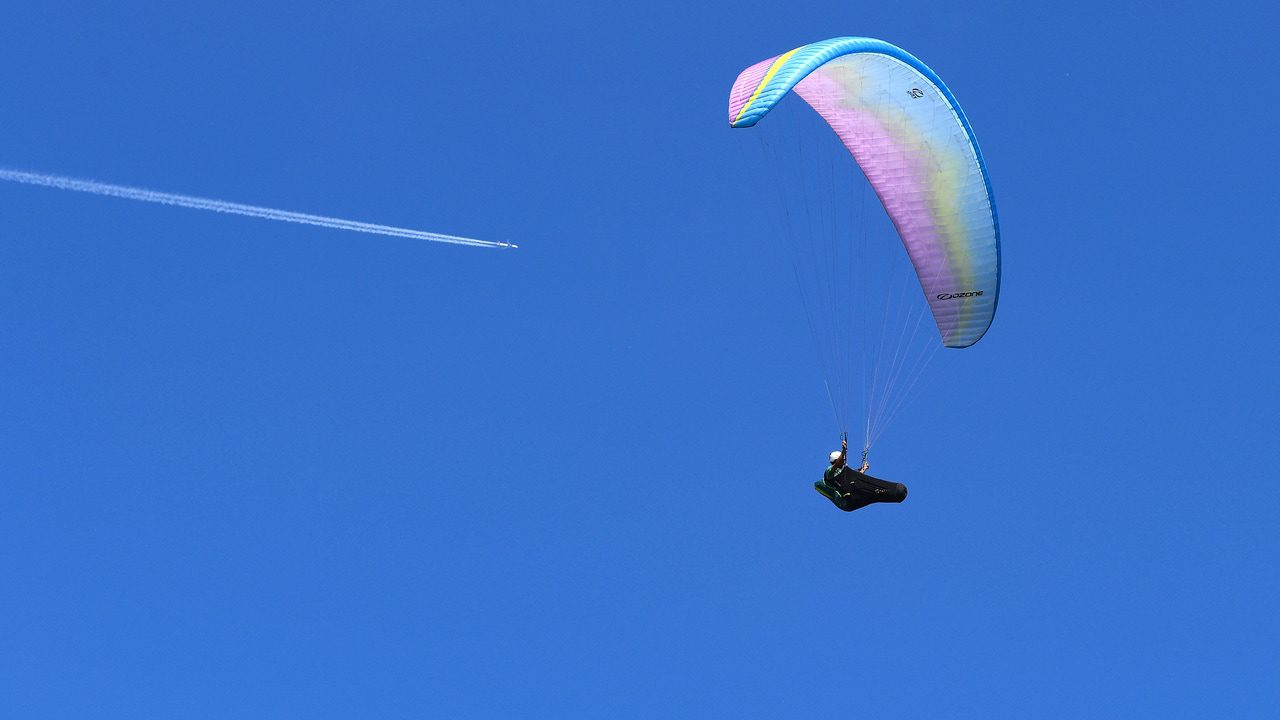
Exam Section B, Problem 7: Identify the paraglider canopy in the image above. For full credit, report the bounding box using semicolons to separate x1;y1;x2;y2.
728;37;1001;348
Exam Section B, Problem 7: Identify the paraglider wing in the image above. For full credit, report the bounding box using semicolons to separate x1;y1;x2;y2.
729;37;1000;348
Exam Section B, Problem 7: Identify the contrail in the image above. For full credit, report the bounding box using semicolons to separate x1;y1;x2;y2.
0;168;515;249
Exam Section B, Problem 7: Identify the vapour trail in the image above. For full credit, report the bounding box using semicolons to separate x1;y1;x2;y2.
0;168;515;249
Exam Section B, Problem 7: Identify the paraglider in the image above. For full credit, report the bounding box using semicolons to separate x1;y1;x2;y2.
727;37;1000;512
814;434;908;512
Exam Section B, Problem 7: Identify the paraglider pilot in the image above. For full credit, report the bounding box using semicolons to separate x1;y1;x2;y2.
815;434;908;512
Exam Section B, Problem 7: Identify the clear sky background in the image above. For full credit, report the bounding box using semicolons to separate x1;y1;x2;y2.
2;2;1277;718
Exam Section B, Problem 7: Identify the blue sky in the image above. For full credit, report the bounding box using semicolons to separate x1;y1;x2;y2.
2;2;1277;717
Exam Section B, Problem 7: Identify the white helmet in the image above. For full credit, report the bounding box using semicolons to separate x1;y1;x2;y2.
829;451;844;464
